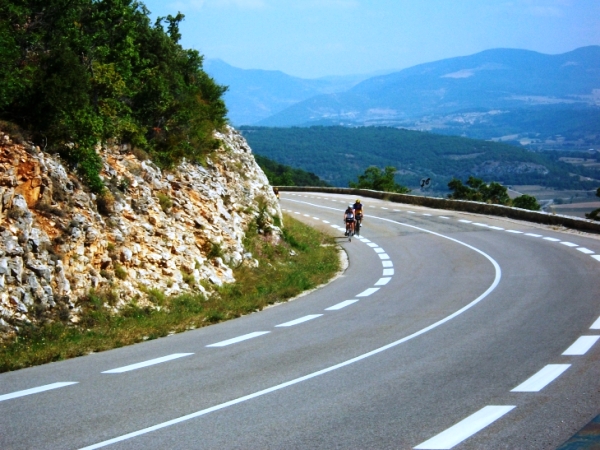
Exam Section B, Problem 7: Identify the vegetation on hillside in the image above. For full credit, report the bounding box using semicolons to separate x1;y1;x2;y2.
255;154;330;187
0;214;340;372
448;176;541;210
0;0;227;192
349;166;410;193
240;126;598;190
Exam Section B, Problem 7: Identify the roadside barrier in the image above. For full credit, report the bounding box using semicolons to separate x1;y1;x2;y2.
277;186;600;235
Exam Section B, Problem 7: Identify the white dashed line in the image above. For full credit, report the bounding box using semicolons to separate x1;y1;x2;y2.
505;230;523;234
577;247;594;254
381;207;389;210
356;288;380;297
591;255;600;262
543;237;561;242
473;223;488;227
375;277;391;286
373;248;385;253
382;261;393;268
414;405;515;449
367;243;379;248
276;315;323;327
423;213;432;216
560;242;578;247
102;354;194;374
440;216;450;219
591;316;600;329
325;300;359;311
525;233;542;237
378;253;390;260
489;226;504;230
383;268;394;276
562;336;600;355
459;219;472;223
322;220;330;224
207;332;270;347
0;382;78;402
511;364;570;392
408;211;416;214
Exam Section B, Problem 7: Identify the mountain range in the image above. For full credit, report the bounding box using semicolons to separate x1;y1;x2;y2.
206;47;600;150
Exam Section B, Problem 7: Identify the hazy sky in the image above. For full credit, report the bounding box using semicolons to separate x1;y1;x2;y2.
140;0;600;78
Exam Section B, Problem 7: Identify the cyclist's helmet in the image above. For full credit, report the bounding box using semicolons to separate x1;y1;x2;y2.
356;199;361;203
348;204;352;208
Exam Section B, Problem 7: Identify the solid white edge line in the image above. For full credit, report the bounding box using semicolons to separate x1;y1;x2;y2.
80;207;502;449
356;287;380;297
325;300;359;311
206;331;270;347
275;314;323;327
562;336;600;355
0;382;78;402
102;354;194;374
414;405;515;449
590;316;600;329
375;277;391;286
510;364;571;392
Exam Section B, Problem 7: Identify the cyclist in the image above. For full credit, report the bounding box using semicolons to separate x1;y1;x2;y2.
353;198;363;231
343;204;355;236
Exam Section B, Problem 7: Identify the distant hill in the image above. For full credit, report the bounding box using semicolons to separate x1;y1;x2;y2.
254;154;330;187
240;126;600;191
204;59;389;125
254;47;600;150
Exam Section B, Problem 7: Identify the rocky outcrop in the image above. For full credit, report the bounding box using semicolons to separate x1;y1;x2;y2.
0;126;280;338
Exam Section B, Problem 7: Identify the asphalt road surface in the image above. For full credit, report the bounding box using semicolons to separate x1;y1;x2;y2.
2;192;600;450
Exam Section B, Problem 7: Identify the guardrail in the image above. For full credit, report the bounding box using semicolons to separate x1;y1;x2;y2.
277;186;600;235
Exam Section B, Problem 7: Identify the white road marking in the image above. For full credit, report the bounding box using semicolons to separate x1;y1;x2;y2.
577;247;594;254
361;238;372;243
505;230;523;234
423;213;432;216
511;364;571;392
325;300;359;311
440;216;449;219
383;268;394;276
489;226;504;230
375;277;391;286
275;315;323;327
459;219;472;223
562;336;600;355
592;255;600;262
367;243;379;248
543;237;561;242
356;288;380;297
206;332;270;347
0;382;78;402
382;261;394;268
81;205;503;450
312;217;320;220
393;209;401;212
414;405;515;449
378;253;390;260
102;354;194;374
303;214;310;217
525;233;542;237
560;242;578;247
294;211;301;214
322;220;330;224
373;248;385;253
473;223;488;227
408;211;416;214
381;207;389;209
591;316;600;329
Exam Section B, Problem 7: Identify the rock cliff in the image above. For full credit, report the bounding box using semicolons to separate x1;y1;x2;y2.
0;126;280;339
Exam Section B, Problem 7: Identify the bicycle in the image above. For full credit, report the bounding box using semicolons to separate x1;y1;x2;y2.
355;213;362;236
345;220;354;241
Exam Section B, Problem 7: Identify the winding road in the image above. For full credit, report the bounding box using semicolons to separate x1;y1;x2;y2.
2;192;600;449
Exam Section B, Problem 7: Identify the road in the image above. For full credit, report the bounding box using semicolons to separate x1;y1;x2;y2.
2;192;600;449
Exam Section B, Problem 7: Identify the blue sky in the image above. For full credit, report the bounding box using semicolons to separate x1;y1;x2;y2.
141;0;600;78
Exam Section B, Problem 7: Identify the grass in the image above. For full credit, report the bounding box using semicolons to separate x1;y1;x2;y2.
0;214;340;372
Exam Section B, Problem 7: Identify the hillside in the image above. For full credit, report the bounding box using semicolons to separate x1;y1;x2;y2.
251;47;600;150
240;126;600;190
204;59;380;126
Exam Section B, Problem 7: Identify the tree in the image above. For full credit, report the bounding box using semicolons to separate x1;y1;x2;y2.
448;176;510;205
585;187;600;220
349;166;410;193
512;194;541;211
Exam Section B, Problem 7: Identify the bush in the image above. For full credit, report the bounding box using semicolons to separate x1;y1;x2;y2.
349;166;410;193
512;194;541;211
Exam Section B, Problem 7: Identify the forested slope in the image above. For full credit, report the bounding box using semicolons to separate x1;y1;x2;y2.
241;126;599;190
